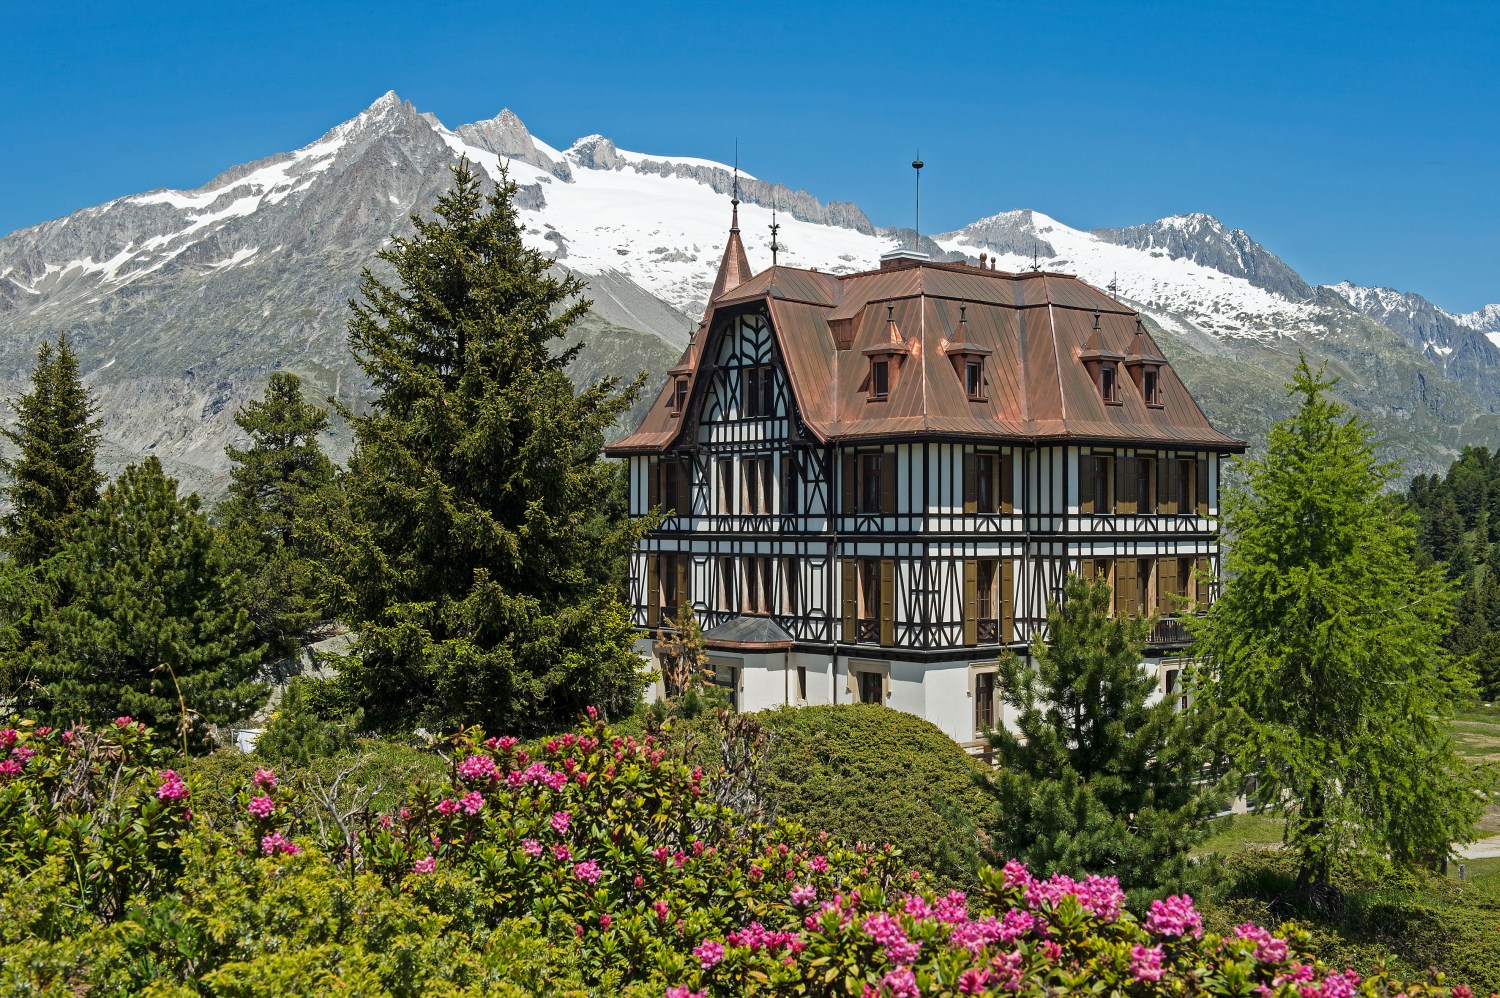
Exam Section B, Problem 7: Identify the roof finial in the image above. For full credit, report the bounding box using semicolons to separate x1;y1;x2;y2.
769;189;781;267
911;153;924;252
1107;272;1119;298
1093;308;1102;331
731;139;741;232
1030;248;1041;273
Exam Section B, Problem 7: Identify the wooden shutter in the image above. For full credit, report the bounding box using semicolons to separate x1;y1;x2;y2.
647;458;660;510
878;453;896;514
842;452;857;514
1078;452;1095;515
879;558;895;646
1158;557;1178;616
1117;558;1137;617
963;559;978;645
677;557;691;609
1101;559;1116;616
646;555;660;627
963;451;978;514
1080;558;1095;584
1116;455;1137;515
842;559;857;642
678;459;693;515
1001;560;1015;643
1001;454;1014;513
1158;456;1177;515
1196;457;1209;516
1196;556;1211;607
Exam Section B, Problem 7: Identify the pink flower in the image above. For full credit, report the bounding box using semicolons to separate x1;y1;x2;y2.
155;769;189;801
551;810;571;835
0;759;22;778
1131;945;1165;982
653;846;670;864
0;729;15;748
413;855;436;874
457;754;498;781
599;913;612;930
692;940;723;970
114;716;133;728
461;790;484;815
883;967;920;997
790;884;816;906
11;745;35;763
436;797;459;815
554;844;572;862
495;736;518;751
1145;894;1203;939
957;968;989;995
260;831;301;856
663;989;705;998
252;767;277;790
522;838;543;857
247;795;275;820
810;855;828;873
653;899;670;920
574;860;603;884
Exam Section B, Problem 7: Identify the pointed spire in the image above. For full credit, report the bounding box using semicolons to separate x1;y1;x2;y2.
708;179;753;306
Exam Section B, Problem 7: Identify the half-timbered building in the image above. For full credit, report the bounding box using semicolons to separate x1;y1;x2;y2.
604;201;1246;751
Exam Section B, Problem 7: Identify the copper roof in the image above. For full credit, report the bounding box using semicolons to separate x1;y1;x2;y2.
607;247;1246;455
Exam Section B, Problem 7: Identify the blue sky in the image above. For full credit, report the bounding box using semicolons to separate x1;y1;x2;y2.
4;0;1497;312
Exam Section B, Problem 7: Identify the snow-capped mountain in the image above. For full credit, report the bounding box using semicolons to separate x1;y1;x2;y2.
1;91;1497;491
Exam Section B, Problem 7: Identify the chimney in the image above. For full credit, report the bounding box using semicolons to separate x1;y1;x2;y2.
979;252;988;268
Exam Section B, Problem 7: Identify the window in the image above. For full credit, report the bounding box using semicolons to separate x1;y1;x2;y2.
857;559;882;643
857;670;884;705
742;456;771;514
716;460;734;514
1100;364;1120;404
660;460;681;516
1136;456;1157;514
1093;456;1113;514
1137;559;1156;617
797;666;808;703
976;560;997;623
717;557;735;611
869;359;890;400
1176;458;1197;514
964;359;984;400
780;454;798;514
859;452;886;514
744;556;772;613
672;376;689;413
976;453;997;514
974;671;996;733
783;556;800;616
660;554;680;617
741;365;774;419
1083;558;1116;616
1142;368;1163;407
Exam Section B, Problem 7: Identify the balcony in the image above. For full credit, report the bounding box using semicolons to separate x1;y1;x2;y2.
1151;616;1194;647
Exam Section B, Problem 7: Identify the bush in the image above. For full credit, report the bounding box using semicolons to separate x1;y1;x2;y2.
0;714;1461;996
757;705;992;888
252;677;361;767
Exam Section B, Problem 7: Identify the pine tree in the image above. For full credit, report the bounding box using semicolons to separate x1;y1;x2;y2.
217;372;336;656
326;161;648;734
985;573;1224;898
0;336;104;565
1196;355;1485;911
30;458;266;746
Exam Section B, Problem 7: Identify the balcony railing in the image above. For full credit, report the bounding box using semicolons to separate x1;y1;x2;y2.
1151;616;1193;646
976;619;999;643
857;618;879;644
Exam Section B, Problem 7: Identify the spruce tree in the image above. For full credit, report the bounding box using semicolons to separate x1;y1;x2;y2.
31;458;266;745
1196;356;1485;911
218;372;336;656
985;573;1224;898
327;161;648;734
0;336;104;565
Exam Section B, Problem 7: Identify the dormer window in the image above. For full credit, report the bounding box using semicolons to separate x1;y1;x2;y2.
1142;367;1163;407
1100;364;1121;404
870;359;890;399
964;359;985;400
672;376;689;414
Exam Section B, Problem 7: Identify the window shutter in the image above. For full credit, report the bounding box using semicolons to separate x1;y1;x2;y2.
647;458;660;510
1196;457;1209;516
842;558;857;642
879;558;895;646
1001;560;1015;643
878;453;896;514
1196;556;1211;607
677;557;691;608
679;458;693;515
1001;454;1014;513
1158;456;1177;515
1080;558;1095;584
842;452;857;514
1078;452;1095;515
646;555;660;627
1101;559;1116;616
963;559;978;646
1116;455;1137;514
1118;558;1137;616
963;451;978;514
1158;557;1178;616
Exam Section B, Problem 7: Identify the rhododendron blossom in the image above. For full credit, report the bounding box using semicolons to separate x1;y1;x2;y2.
246;795;275;820
574;860;602;884
1146;894;1204;939
457;754;498;781
412;856;436;874
522;838;543;857
1131;944;1165;982
155;769;188;801
260;831;300;856
693;940;723;969
461;790;484;815
550;810;571;835
252;767;277;790
436;797;459;815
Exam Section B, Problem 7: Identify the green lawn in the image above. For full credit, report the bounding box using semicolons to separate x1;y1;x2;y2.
1192;812;1285;858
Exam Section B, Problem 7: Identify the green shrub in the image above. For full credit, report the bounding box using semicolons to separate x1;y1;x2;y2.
755;705;993;888
252;677;361;767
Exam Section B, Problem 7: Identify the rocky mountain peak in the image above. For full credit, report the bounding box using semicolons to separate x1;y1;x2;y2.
1091;213;1312;301
456;109;570;180
567;135;624;171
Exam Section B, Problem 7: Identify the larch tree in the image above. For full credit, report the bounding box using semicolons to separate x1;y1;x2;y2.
985;573;1224;899
326;160;649;734
218;372;336;656
1195;355;1486;912
31;458;267;747
0;336;104;566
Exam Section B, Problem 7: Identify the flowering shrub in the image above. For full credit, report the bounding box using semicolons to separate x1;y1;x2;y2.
0;712;1477;996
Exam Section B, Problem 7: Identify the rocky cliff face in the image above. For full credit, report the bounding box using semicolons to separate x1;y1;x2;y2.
1;90;1497;493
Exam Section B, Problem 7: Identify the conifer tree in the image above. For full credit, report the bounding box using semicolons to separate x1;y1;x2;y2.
327;161;648;734
1197;356;1485;911
30;458;266;745
0;336;104;565
985;574;1223;898
218;372;336;655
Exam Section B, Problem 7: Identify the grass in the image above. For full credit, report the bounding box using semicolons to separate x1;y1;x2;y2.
1193;812;1285;858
